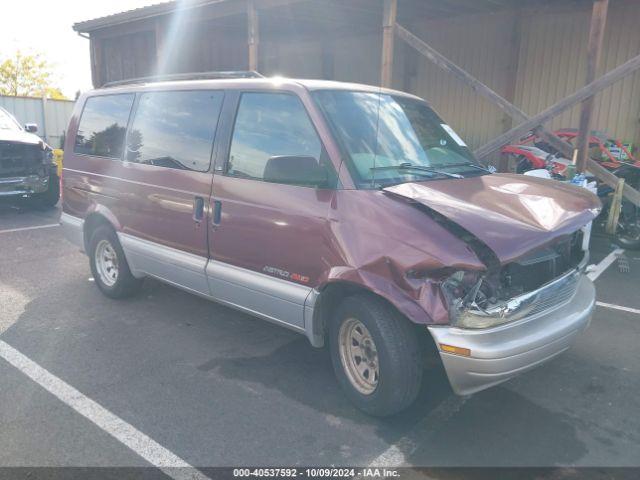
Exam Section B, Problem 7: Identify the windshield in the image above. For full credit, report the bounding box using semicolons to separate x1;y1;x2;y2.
312;90;486;188
0;108;22;131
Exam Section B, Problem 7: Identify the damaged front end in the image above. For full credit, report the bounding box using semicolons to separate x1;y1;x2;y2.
0;141;53;197
376;175;600;394
441;229;588;329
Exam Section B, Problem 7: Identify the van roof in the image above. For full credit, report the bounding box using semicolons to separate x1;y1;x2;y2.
91;77;423;101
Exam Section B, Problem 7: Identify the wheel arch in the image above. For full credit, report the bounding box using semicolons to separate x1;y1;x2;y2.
306;278;432;348
82;208;121;252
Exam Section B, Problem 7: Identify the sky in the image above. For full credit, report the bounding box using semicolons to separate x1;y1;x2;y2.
1;0;157;98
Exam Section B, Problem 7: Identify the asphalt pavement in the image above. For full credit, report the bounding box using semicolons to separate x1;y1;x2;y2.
1;200;639;476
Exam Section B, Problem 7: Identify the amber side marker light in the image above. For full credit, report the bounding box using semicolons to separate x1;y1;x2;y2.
439;344;471;357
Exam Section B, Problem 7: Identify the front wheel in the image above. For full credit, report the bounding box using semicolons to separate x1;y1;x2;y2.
329;294;423;416
88;225;142;299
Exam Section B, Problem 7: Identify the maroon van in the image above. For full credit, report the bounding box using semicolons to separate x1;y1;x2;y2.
61;75;600;416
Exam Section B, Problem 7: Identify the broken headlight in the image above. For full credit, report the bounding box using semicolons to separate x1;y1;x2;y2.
441;270;512;329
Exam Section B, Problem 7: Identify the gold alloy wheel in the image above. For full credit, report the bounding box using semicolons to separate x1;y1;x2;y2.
338;318;379;395
94;239;119;287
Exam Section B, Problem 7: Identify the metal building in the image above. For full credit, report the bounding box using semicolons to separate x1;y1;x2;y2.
72;0;640;153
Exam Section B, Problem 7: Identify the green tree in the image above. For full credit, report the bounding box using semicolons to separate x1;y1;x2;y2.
0;51;66;99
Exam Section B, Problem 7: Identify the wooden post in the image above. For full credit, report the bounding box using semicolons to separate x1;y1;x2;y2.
247;0;259;71
90;38;102;88
576;0;609;173
380;0;397;88
606;178;625;234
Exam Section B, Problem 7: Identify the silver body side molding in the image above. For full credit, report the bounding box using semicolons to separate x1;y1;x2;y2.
60;213;85;251
115;233;315;340
60;222;318;343
118;233;210;295
206;260;311;331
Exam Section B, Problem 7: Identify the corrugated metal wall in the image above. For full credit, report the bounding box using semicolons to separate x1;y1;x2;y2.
400;1;640;150
0;96;75;148
404;11;514;150
515;2;640;144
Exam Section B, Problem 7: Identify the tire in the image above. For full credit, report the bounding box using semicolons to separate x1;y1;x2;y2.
329;294;423;417
88;225;142;299
615;199;640;250
33;173;60;208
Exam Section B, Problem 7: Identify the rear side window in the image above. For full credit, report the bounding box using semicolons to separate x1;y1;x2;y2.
75;94;134;159
227;92;322;180
126;90;224;172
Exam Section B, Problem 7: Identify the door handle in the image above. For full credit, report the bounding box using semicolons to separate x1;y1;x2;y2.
212;200;222;227
193;196;205;222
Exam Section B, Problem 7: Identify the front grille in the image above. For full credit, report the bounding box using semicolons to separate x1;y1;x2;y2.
502;231;584;293
0;142;43;178
527;272;579;318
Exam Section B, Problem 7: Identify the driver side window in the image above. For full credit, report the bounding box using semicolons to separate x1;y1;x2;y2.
227;92;323;182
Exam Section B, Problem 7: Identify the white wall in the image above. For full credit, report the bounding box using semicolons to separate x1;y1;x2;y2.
0;95;75;149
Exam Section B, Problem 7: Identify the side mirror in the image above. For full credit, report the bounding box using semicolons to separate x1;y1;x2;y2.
263;155;329;187
24;123;38;133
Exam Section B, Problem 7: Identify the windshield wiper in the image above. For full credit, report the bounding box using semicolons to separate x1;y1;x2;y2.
432;162;493;173
370;162;463;179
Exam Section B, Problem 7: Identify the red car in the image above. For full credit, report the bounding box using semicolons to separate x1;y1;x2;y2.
61;75;600;416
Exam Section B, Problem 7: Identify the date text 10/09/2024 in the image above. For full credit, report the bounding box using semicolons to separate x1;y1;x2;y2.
232;468;400;478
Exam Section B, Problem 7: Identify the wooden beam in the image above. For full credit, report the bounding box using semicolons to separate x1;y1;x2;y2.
247;0;259;71
395;21;640;206
474;51;640;160
576;0;609;173
380;0;397;88
395;23;530;123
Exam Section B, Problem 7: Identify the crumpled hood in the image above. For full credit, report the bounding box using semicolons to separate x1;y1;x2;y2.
384;173;601;264
0;128;42;145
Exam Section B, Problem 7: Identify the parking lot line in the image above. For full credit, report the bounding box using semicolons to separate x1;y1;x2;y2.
587;248;624;281
367;395;468;467
596;301;640;315
0;224;60;234
0;340;210;480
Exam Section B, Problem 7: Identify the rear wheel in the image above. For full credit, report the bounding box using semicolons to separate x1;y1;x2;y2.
329;294;423;417
89;225;142;299
616;200;640;249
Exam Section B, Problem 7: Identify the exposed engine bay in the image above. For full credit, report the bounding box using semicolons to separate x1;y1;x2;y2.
440;230;587;329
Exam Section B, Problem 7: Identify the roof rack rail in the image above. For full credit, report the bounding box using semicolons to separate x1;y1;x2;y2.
102;70;264;88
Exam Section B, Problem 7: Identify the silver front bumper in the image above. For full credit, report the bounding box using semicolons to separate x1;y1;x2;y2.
0;175;49;196
428;274;595;395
